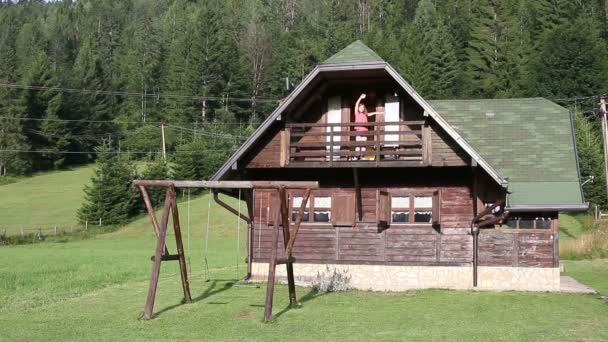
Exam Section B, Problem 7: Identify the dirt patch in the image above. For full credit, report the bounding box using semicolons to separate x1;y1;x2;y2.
237;310;255;320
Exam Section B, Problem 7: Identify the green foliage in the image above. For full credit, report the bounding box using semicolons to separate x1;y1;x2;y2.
77;141;140;225
1;0;608;182
139;158;170;206
171;136;236;181
527;20;608;98
574;111;607;209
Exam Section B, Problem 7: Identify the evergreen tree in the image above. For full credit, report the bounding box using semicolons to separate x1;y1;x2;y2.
400;0;459;99
140;157;170;207
78;141;140;225
574;111;607;208
528;20;608;98
465;0;501;97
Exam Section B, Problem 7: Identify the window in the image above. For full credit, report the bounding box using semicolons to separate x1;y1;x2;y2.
504;216;552;229
391;196;410;223
414;196;432;223
290;193;333;224
313;196;331;222
291;196;310;222
388;191;439;225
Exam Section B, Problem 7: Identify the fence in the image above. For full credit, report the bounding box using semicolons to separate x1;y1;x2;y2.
0;223;89;238
594;205;608;222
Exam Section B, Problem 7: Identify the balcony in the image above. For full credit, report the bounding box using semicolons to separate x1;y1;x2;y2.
284;121;430;167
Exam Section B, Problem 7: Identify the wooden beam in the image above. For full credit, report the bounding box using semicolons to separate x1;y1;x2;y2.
133;180;319;190
353;169;363;222
170;187;192;304
278;187;298;306
138;185;170;256
143;188;173;320
263;195;283;322
285;188;311;256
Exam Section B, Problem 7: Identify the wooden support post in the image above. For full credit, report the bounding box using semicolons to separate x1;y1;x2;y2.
170;186;192;304
143;188;173;320
264;194;283;322
278;186;297;306
353;168;363;222
138;185;170;256
285;188;311;256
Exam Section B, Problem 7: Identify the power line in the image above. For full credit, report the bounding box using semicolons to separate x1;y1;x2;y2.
0;149;236;155
0;115;263;127
0;82;278;103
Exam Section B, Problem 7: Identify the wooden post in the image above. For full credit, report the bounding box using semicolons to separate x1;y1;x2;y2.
143;189;173;320
138;185;170;256
169;186;192;304
264;194;283;322
278;187;297;306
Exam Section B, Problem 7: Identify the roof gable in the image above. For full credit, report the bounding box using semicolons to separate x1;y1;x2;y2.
322;40;384;65
211;41;585;210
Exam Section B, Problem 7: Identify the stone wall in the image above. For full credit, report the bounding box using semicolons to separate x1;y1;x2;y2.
251;262;560;292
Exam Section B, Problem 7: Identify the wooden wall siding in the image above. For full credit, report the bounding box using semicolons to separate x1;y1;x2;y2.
253;185;474;227
246;129;282;168
478;231;556;268
430;122;470;167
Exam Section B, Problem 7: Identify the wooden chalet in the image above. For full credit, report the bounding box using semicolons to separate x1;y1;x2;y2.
211;41;587;292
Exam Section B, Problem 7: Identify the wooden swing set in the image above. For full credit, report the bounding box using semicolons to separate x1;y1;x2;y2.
133;179;318;321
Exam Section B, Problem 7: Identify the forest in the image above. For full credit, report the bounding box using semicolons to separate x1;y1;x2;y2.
1;0;608;214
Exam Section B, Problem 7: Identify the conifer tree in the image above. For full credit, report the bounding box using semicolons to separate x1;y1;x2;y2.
400;0;459;99
78;141;140;225
574;111;607;208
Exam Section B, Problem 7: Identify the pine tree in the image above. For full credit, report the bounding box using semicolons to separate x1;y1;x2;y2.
140;158;170;207
466;0;500;97
400;0;459;99
527;19;608;98
78;141;140;225
574;111;607;208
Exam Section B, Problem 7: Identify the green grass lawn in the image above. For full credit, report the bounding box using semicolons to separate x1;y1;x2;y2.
1;192;608;341
558;213;588;241
0;166;93;235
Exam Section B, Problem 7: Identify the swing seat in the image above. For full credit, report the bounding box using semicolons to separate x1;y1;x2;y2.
150;254;180;261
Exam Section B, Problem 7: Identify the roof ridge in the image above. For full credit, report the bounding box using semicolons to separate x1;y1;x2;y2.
322;40;384;65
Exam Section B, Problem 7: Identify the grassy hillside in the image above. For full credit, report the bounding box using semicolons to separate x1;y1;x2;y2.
0;166;94;235
1;192;608;340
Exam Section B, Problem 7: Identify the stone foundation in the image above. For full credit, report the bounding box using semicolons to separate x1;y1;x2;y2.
251;262;560;292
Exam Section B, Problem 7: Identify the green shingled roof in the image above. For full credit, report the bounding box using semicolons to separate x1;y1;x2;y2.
428;98;584;208
322;40;384;65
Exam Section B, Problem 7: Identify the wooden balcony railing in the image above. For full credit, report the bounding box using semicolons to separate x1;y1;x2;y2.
284;121;430;167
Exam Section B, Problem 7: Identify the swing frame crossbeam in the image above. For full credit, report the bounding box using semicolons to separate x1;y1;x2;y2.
133;179;318;321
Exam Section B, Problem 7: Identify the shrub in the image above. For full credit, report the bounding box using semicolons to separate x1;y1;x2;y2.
311;266;352;293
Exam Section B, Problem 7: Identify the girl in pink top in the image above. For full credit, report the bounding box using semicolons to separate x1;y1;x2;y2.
354;93;383;158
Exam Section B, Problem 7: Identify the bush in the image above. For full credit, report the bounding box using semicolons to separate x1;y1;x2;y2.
311;266;352;293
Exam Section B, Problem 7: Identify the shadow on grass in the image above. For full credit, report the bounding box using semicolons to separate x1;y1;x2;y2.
273;289;328;319
560;227;577;239
152;279;235;318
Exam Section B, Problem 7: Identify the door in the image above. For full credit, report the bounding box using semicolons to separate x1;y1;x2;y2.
384;93;400;145
326;96;342;160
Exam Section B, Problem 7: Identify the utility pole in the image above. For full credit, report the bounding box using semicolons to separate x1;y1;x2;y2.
161;123;167;163
600;97;608;201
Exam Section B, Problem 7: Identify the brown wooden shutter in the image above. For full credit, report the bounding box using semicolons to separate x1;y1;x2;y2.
376;190;391;228
432;190;441;226
331;191;356;226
